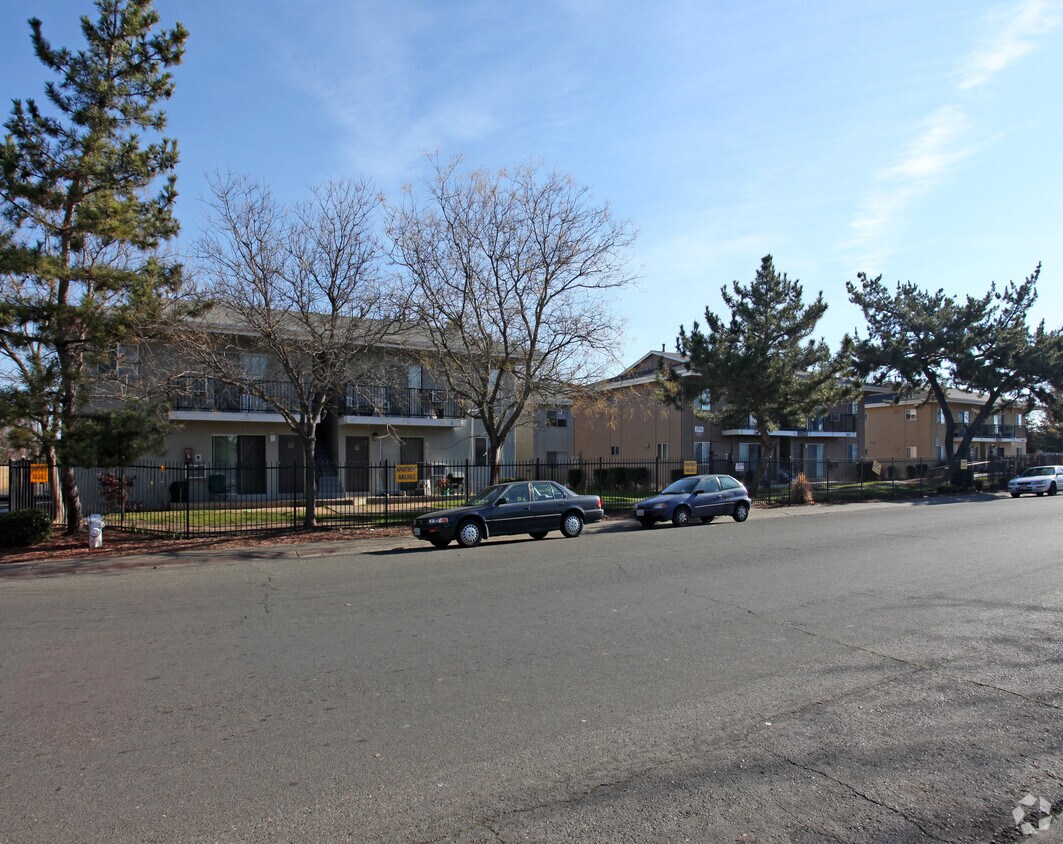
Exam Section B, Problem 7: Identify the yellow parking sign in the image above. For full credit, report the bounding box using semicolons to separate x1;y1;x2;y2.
30;464;49;484
683;460;698;475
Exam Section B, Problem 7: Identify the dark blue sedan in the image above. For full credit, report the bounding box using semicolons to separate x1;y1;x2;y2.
412;480;605;548
634;474;751;528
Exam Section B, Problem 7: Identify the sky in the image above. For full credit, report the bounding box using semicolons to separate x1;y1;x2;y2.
2;0;1061;369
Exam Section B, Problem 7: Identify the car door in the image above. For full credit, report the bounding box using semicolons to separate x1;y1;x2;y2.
693;476;724;517
487;482;535;536
530;481;566;529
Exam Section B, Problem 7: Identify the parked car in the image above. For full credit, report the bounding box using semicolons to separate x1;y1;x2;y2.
1008;465;1063;497
634;474;751;528
412;480;605;548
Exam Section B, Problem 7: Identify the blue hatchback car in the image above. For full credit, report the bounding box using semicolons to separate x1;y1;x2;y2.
634;474;751;528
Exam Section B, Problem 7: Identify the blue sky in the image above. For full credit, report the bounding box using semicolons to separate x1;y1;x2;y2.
3;0;1061;367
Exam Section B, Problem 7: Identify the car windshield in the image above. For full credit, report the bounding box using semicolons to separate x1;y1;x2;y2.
464;485;506;506
660;477;699;495
1020;467;1055;477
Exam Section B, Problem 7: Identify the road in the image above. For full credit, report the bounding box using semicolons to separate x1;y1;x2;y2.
1;497;1061;843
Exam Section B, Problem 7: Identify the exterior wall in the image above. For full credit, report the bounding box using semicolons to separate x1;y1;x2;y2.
573;382;691;462
514;407;575;462
865;401;1027;463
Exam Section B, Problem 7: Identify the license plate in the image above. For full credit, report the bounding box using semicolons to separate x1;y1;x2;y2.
636;509;644;516
413;527;421;536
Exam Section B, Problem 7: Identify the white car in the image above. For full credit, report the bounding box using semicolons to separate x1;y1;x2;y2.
1008;465;1063;497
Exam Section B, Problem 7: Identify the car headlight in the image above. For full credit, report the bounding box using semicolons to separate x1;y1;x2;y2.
654;502;670;509
426;516;449;524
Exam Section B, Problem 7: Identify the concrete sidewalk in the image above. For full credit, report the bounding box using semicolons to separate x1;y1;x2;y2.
0;493;1008;579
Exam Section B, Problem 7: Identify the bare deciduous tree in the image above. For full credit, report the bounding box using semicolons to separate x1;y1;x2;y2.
185;174;395;526
388;157;635;484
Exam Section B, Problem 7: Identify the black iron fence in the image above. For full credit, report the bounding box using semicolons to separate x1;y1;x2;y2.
3;454;1060;538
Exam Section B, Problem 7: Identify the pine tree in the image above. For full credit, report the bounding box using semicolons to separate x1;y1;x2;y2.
0;1;187;532
670;255;854;495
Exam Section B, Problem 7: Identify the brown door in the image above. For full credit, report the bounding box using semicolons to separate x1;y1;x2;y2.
345;436;369;493
278;435;304;494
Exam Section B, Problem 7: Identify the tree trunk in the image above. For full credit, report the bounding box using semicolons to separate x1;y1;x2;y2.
60;464;82;535
746;430;776;497
302;432;317;528
42;444;63;524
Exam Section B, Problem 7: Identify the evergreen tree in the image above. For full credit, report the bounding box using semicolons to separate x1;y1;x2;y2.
847;266;1063;476
0;1;186;532
670;255;854;495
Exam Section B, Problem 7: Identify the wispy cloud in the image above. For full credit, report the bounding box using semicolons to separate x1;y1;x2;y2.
956;0;1060;90
844;0;1058;271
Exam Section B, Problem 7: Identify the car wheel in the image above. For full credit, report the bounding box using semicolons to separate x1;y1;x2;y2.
456;519;484;548
1010;492;1021;498
732;502;750;523
1050;483;1058;496
638;517;655;529
672;506;691;527
529;531;549;540
430;538;451;549
700;515;715;524
560;512;584;538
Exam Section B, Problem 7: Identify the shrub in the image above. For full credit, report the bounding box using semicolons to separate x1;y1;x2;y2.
97;472;134;510
567;468;584;489
0;509;53;548
905;464;917;479
950;468;974;490
629;467;649;488
789;472;814;505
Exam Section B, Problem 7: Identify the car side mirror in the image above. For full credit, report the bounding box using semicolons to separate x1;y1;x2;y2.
692;489;701;495
495;498;507;506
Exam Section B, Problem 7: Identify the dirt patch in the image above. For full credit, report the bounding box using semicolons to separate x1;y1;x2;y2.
0;526;410;566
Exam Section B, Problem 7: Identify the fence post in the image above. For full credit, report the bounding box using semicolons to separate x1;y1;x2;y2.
184;462;191;539
383;459;389;527
891;459;896;498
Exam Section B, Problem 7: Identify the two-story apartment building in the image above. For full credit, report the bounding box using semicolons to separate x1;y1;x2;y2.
864;391;1027;464
572;351;871;480
104;332;574;501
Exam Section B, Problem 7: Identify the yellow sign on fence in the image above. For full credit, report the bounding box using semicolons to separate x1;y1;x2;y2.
683;460;698;475
395;464;419;484
872;460;882;478
30;464;50;484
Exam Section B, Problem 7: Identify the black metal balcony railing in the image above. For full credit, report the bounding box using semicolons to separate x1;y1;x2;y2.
801;414;858;434
169;378;464;420
170;379;300;413
954;423;1026;439
339;385;463;419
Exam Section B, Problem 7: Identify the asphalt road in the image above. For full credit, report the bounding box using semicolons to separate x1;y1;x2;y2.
1;497;1061;843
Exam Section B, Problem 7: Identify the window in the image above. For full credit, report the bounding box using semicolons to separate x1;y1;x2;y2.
695;476;720;493
474;436;489;466
960;410;971;424
1016;413;1024;427
849;401;859;415
738;442;760;469
847;444;859;461
546;451;567;464
532;481;559;500
906;446;918;459
115;344;140;379
656;442;669;460
609;445;620;456
719;476;741;490
211;435;266;494
937;409;945;424
905;409;917;421
694;441;711;463
546;410;568;428
697;390;711;411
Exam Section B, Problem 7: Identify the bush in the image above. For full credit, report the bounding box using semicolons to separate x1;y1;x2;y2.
567;468;584;489
629;467;649;488
0;509;53;548
98;472;134;510
950;468;974;490
789;472;814;505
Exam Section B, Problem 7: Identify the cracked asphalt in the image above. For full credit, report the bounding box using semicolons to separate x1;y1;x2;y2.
1;496;1060;842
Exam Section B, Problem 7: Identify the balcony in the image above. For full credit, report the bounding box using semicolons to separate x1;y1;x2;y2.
723;413;858;438
170;379;297;416
954;423;1026;441
339;384;464;421
169;379;465;423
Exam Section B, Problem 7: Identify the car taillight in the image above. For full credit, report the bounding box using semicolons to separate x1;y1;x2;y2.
597;497;603;509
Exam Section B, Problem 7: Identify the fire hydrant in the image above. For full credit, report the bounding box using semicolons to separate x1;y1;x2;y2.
88;514;104;549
